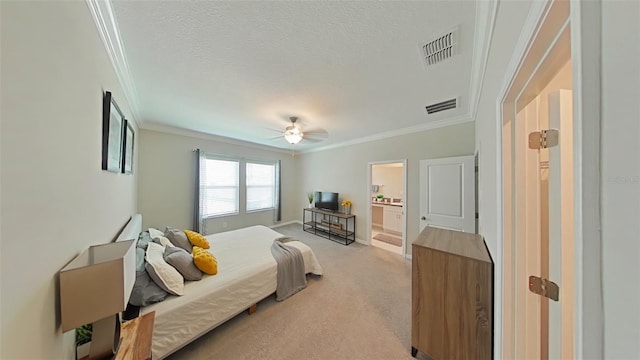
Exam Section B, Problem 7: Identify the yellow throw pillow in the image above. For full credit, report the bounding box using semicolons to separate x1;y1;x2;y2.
192;246;217;275
184;230;210;249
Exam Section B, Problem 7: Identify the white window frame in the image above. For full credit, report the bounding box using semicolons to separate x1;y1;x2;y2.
245;160;277;213
201;155;240;218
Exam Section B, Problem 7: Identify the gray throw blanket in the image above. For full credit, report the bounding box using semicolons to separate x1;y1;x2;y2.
271;237;307;301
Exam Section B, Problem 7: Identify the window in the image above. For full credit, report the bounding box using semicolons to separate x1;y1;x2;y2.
201;157;239;217
246;162;276;211
198;153;279;219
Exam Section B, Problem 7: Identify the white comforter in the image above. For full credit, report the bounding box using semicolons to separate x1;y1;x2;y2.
140;225;323;359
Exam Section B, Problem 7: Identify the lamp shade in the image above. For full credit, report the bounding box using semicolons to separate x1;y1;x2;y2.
59;239;136;332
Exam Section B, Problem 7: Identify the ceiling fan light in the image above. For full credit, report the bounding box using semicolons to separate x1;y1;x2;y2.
284;129;303;144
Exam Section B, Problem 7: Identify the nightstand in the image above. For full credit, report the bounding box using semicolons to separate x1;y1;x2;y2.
79;311;155;360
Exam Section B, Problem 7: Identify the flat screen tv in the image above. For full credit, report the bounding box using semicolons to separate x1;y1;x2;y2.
314;191;339;212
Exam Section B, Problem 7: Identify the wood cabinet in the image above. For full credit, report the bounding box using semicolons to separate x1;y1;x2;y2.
411;227;493;359
382;205;402;233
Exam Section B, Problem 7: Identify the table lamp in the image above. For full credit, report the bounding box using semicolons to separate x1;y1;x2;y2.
59;239;136;359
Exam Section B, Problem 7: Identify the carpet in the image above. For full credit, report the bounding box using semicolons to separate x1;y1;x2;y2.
167;224;425;360
373;232;402;247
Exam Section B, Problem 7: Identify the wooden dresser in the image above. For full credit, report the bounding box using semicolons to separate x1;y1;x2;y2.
411;226;493;359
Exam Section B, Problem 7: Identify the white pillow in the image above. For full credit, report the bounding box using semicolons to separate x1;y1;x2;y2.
148;228;164;239
145;242;184;296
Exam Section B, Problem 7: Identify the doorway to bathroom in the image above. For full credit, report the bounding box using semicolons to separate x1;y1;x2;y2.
367;160;407;256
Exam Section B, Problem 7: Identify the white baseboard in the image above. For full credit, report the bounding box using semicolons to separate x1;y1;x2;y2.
270;220;302;229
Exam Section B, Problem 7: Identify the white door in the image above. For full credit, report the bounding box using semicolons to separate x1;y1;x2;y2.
512;88;574;360
419;155;475;233
547;89;574;359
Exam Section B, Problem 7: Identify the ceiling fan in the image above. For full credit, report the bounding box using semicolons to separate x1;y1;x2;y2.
278;116;328;145
283;117;304;144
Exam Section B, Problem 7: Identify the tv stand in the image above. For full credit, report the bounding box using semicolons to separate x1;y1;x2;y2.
303;208;355;245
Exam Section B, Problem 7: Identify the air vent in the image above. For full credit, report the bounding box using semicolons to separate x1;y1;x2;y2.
425;98;457;114
420;28;458;66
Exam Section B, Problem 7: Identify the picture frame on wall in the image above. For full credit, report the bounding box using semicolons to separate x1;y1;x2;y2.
101;91;125;173
122;119;134;174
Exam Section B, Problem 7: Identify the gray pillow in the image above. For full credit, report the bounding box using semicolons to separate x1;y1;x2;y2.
164;246;202;281
130;270;169;306
164;227;192;252
135;247;146;272
152;236;174;248
129;248;169;306
136;231;152;250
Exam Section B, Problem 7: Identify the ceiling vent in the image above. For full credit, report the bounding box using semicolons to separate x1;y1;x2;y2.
420;27;458;66
425;98;457;114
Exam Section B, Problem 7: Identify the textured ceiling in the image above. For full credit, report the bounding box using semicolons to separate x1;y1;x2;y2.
109;1;477;151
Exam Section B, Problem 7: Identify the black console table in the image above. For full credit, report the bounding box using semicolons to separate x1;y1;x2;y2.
303;208;356;245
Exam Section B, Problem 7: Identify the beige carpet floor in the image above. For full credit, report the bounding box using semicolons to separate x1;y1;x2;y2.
168;223;430;360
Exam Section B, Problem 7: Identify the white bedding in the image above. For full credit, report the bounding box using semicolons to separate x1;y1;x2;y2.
140;225;323;359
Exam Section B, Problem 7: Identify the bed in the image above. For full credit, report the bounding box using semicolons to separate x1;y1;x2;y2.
116;214;323;359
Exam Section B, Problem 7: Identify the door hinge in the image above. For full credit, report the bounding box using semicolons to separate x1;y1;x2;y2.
528;129;559;149
528;275;559;301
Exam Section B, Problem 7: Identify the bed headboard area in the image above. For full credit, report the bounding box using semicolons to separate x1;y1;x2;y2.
116;214;142;243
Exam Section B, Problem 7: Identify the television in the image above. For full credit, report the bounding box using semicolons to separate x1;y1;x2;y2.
314;191;339;212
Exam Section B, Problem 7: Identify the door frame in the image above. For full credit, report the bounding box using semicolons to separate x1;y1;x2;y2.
366;159;408;258
495;0;602;358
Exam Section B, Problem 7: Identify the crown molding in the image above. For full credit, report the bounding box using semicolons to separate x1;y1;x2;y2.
86;0;141;126
468;0;499;120
141;123;292;154
303;114;473;154
144;115;472;156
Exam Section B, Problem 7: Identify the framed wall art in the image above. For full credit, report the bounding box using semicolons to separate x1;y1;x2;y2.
122;119;134;174
101;91;125;173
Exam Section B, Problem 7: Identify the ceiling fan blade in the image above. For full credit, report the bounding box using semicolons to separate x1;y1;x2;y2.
302;137;324;143
262;116;329;145
303;128;328;139
262;127;284;134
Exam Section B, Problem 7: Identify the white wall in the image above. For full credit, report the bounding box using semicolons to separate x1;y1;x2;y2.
601;1;640;358
298;122;475;255
0;2;138;359
138;129;299;234
372;165;403;199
